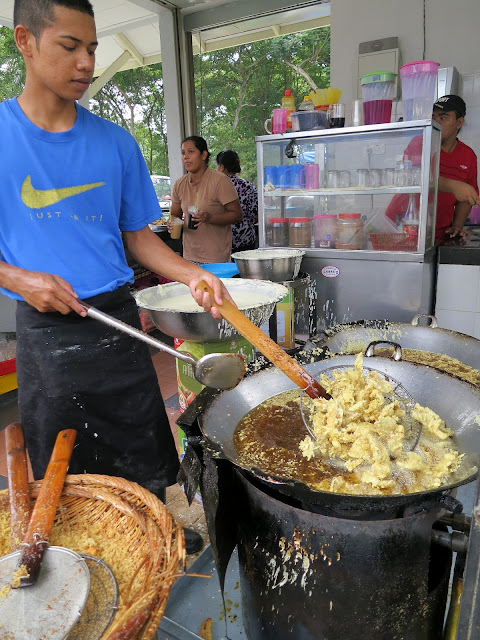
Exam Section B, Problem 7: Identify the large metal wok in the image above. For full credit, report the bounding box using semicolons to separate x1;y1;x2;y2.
316;315;480;375
134;278;287;342
196;352;480;512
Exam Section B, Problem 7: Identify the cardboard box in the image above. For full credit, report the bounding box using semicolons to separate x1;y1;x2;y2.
175;336;256;459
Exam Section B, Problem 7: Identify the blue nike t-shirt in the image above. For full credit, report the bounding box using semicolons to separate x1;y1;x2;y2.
0;98;161;300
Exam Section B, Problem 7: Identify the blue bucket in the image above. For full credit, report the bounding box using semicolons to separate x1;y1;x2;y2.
200;262;239;278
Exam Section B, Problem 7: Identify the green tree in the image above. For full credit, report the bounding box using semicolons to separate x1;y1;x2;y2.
195;27;330;184
0;26;25;101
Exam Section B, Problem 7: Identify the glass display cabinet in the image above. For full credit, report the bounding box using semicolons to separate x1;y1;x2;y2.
255;121;442;328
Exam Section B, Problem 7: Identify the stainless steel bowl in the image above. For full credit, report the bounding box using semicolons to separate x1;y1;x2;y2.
231;248;305;282
134;278;288;342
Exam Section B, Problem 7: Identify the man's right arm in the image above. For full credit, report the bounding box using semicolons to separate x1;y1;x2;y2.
0;263;86;315
438;177;480;205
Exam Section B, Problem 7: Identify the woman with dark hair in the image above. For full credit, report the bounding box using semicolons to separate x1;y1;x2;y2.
169;136;242;264
217;150;258;252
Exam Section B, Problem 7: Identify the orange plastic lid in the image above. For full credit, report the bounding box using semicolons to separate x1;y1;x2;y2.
338;213;361;219
270;218;289;223
290;217;311;223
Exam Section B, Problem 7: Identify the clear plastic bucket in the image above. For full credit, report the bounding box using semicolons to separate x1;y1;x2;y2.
400;60;440;121
360;72;396;124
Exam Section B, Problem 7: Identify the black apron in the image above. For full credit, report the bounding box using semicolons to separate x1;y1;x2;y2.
16;285;179;497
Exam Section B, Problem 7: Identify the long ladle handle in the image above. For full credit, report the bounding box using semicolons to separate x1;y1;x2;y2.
79;301;196;366
6;423;31;551
197;281;330;400
16;429;77;587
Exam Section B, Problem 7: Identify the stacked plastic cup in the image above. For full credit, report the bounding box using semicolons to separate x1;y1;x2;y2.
400;60;440;121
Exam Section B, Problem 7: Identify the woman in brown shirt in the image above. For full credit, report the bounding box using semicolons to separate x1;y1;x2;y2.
169;136;242;264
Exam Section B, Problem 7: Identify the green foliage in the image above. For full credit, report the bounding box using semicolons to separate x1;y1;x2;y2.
195;28;330;184
0;26;25;101
0;24;330;184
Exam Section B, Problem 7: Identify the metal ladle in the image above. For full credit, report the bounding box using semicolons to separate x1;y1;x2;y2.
80;302;246;391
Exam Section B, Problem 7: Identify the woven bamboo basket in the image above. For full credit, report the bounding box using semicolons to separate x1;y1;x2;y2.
0;474;185;640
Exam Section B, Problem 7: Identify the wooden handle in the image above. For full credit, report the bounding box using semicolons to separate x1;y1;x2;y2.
23;429;77;542
16;429;77;586
5;423;31;551
197;281;330;399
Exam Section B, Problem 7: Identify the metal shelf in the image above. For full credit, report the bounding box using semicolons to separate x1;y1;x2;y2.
264;186;422;197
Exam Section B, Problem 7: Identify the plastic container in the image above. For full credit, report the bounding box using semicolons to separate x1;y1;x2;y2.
282;89;296;130
289;217;312;248
360;71;396;124
291;110;329;131
400;60;440;121
268;217;289;247
469;205;480;225
336;213;365;250
297;96;315;111
200;262;239;277
313;215;337;248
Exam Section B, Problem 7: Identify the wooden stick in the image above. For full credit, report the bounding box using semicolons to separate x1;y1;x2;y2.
16;429;77;586
5;423;31;551
197;281;330;399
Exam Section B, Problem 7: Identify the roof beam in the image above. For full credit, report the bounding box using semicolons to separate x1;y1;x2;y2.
183;0;325;32
192;16;329;54
89;50;132;95
114;32;144;66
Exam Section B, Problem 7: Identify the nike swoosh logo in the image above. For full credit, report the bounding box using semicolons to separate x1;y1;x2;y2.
21;175;105;209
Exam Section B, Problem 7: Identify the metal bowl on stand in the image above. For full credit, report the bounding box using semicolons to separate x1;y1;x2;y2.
134;278;288;342
231;248;305;282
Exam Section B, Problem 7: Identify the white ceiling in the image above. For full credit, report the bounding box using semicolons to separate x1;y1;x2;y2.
0;0;330;77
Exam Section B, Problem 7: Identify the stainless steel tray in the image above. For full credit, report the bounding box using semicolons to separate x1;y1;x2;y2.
156;546;246;640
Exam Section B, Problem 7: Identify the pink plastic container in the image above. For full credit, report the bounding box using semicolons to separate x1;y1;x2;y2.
400;60;440;121
469;205;480;225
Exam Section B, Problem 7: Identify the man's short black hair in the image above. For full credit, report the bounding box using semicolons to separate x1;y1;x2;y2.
14;0;94;39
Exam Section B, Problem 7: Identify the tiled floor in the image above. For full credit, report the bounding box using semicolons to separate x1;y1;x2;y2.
0;350;208;568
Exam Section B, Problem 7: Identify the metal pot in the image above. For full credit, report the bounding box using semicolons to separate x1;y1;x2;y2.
134;278;287;342
316;315;480;375
196;352;480;512
231;248;304;282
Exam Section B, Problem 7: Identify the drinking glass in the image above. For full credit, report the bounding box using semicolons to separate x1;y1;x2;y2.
382;168;395;186
339;170;351;188
356;169;370;187
327;103;346;128
369;169;382;187
327;170;339;188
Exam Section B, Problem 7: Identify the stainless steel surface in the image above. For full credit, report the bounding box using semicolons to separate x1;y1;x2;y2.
231;248;304;281
0;546;90;640
82;303;246;390
318;317;480;373
198;354;480;503
134;278;288;342
305;253;436;330
255;119;438;143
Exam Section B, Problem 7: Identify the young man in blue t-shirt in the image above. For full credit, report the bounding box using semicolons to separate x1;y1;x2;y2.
3;0;228;554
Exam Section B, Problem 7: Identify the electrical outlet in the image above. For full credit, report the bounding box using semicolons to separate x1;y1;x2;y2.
372;143;385;154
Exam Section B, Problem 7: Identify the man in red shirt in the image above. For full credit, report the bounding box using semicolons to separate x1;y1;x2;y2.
386;95;479;243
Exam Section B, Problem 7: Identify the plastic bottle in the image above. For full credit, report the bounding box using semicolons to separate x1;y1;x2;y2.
402;194;419;236
297;96;315;111
282;89;296;130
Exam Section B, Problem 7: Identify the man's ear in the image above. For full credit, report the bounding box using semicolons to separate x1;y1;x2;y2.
14;24;36;58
